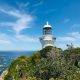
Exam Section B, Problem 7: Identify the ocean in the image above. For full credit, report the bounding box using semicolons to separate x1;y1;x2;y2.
0;51;35;75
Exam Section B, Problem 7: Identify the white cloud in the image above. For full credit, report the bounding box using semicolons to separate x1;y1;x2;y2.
0;22;14;27
0;39;11;44
0;33;39;45
0;34;12;44
63;19;70;23
72;24;80;28
0;7;39;47
57;32;80;42
56;32;80;50
68;32;80;39
0;8;33;34
16;2;30;8
0;5;40;50
0;33;13;42
24;2;30;7
0;8;22;18
15;34;39;42
32;1;43;7
57;37;75;42
74;43;80;48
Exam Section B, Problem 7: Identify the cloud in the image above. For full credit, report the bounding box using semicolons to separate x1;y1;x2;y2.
44;9;56;14
24;2;30;7
0;6;39;46
17;2;30;8
68;32;80;39
63;19;70;23
16;2;30;11
15;34;39;42
57;32;80;42
0;33;39;45
56;32;80;50
0;5;40;50
72;24;80;28
0;8;33;34
57;37;75;42
0;34;12;44
0;8;22;18
32;1;43;7
0;39;11;44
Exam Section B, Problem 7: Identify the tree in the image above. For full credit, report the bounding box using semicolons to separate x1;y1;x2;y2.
4;47;80;80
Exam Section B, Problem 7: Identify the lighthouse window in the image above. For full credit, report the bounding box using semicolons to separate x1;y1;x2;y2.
43;28;52;35
46;29;51;34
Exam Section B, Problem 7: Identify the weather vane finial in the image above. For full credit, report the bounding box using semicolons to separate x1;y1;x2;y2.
46;21;49;25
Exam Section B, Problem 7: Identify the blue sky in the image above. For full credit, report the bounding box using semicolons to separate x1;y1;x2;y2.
0;0;80;51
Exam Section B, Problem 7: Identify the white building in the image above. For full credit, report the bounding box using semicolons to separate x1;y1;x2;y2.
39;22;56;48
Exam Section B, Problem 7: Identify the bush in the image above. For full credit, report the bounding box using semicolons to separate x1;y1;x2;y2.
4;47;80;80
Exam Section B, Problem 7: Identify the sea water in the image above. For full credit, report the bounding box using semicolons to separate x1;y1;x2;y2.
0;51;34;75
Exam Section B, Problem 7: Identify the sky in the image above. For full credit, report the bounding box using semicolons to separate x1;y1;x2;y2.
0;0;80;51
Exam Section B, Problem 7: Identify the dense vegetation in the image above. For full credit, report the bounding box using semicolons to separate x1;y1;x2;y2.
4;46;80;80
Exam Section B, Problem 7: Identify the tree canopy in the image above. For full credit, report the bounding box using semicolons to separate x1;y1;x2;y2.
4;46;80;80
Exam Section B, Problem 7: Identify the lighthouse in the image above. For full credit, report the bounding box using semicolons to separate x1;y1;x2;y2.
39;22;56;48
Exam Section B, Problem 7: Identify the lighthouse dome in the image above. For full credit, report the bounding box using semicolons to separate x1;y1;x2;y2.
44;22;52;28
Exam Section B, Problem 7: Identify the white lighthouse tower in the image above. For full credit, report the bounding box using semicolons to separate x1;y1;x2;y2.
39;22;56;48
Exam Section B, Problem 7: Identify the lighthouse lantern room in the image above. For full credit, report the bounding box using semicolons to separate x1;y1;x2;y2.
39;22;56;48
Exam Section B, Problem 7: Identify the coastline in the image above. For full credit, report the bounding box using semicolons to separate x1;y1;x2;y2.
0;77;2;80
0;69;8;80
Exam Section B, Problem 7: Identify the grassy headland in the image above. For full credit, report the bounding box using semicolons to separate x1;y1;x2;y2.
4;46;80;80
